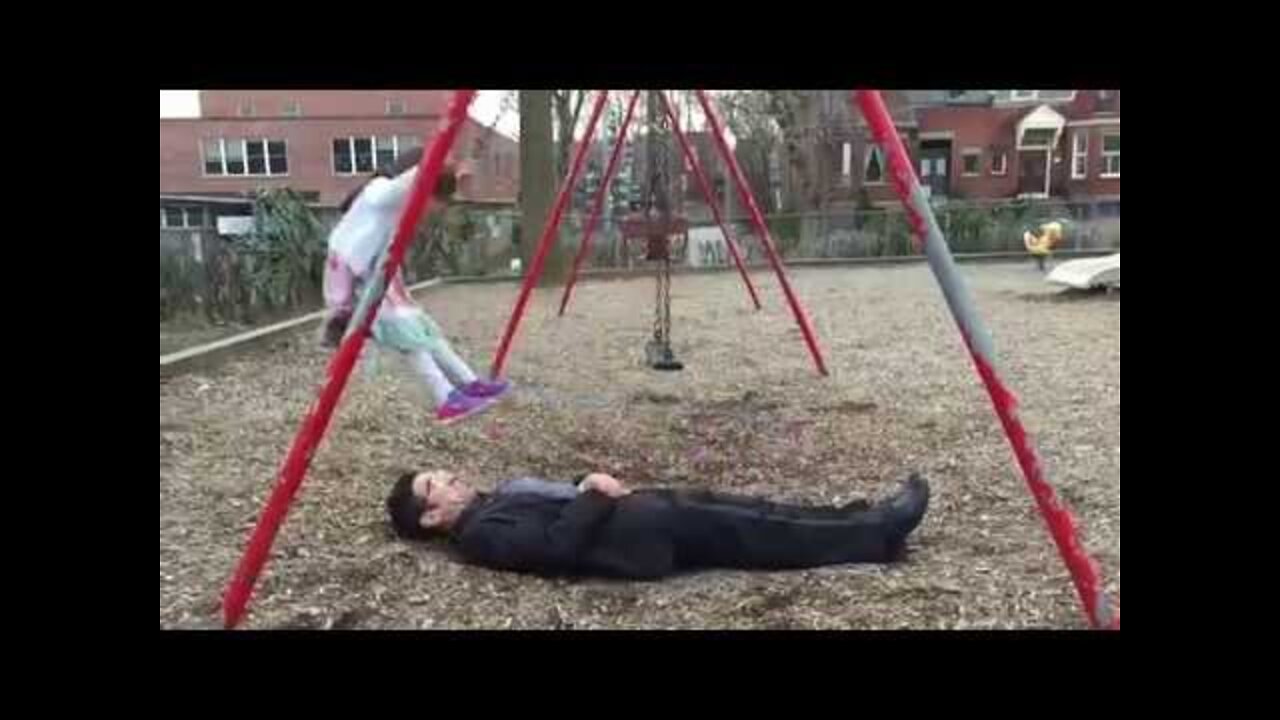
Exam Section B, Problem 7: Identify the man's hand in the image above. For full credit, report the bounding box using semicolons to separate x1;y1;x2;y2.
579;473;631;498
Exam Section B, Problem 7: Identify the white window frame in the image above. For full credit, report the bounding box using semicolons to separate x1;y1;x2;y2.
991;151;1007;176
840;141;852;182
863;144;886;185
244;137;269;176
265;139;289;175
202;138;288;177
161;206;203;229
333;135;416;176
374;135;398;170
1007;90;1078;103
222;138;247;176
961;148;982;177
1101;133;1120;178
200;138;224;177
1072;132;1088;179
161;206;183;228
1018;128;1058;150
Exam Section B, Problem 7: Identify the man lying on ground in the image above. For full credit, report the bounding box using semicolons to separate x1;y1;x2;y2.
385;469;929;579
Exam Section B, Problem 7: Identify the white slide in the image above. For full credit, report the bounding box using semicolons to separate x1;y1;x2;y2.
1047;253;1120;290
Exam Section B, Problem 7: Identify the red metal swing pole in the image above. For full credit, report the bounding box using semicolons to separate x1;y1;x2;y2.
491;90;610;378
853;89;1117;630
558;90;641;316
220;90;477;629
659;90;761;311
694;89;828;376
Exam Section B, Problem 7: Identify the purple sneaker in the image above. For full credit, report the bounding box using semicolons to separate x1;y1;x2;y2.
436;390;496;426
461;378;511;399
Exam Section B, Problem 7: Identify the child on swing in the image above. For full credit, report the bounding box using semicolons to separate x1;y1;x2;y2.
320;147;510;425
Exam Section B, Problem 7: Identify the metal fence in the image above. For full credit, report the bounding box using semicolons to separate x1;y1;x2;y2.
160;198;1118;324
545;197;1119;271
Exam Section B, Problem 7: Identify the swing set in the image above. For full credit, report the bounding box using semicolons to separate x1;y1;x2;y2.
219;89;1118;631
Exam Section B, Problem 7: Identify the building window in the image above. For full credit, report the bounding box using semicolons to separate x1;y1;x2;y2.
1072;132;1088;179
246;139;267;175
237;100;255;117
1019;128;1057;149
202;139;224;175
202;138;289;177
353;137;374;173
991;150;1007;176
333;138;353;174
375;136;396;169
163;207;185;228
387;99;406;116
267;140;288;175
472;139;485;159
333;135;421;175
863;145;885;184
1101;134;1120;177
224;139;246;175
161;206;204;229
282;101;301;117
397;135;422;162
1008;90;1077;104
962;149;981;176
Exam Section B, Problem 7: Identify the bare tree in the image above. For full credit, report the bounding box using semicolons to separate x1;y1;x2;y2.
552;90;588;180
716;90;833;215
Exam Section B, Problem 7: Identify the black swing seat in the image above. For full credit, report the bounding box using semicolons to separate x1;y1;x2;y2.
645;339;684;371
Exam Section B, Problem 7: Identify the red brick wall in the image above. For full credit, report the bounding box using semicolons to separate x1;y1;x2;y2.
1064;124;1121;200
1064;90;1121;120
918;106;1025;200
199;90;451;119
159;116;517;206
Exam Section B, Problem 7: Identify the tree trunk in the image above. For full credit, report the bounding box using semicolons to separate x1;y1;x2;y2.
519;90;573;286
520;91;553;270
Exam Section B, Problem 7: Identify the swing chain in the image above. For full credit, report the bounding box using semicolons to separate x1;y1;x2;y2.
652;100;671;216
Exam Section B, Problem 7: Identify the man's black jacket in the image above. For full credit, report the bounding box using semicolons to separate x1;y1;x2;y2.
446;478;918;579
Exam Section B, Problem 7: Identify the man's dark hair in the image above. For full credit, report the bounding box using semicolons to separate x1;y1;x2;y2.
386;471;436;541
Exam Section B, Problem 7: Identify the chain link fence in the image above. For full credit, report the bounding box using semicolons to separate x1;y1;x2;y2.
519;197;1119;271
161;197;1118;330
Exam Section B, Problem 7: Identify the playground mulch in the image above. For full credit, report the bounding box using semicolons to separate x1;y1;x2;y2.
160;262;1120;629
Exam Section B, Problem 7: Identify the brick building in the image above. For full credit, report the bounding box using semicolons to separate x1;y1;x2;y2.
914;90;1120;202
768;90;1120;207
159;91;519;231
